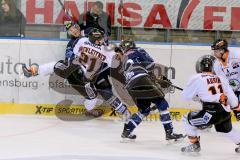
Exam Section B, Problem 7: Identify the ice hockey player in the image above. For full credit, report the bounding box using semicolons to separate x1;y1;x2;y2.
22;26;131;120
115;39;184;141
181;55;240;153
69;28;131;120
22;22;102;117
211;39;240;121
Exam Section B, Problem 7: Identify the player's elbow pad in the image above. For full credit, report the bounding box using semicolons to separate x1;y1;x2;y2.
65;51;74;59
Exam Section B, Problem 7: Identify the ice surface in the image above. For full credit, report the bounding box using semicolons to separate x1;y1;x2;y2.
0;115;239;160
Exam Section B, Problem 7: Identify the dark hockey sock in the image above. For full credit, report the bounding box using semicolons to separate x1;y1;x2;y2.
126;112;144;133
160;110;173;132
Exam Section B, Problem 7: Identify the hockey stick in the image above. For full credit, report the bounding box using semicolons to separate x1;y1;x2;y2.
120;0;124;40
57;0;74;22
155;76;183;91
171;84;183;91
83;0;88;26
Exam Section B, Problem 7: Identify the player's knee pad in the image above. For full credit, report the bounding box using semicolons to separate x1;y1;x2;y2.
155;98;169;111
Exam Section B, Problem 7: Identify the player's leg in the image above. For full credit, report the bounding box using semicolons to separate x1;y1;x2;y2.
214;112;240;153
22;61;58;77
121;99;151;141
94;71;131;120
181;110;204;152
69;74;104;117
233;91;240;121
181;102;229;152
153;97;184;140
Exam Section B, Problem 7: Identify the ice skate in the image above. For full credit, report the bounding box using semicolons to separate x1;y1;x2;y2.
120;124;136;143
166;130;185;141
181;141;201;152
22;63;39;77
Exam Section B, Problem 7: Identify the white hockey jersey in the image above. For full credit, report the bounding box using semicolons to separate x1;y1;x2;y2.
73;37;115;80
182;73;238;111
213;48;240;91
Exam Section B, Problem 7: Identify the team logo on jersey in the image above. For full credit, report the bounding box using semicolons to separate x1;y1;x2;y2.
232;62;239;69
229;79;240;91
225;71;238;77
84;41;101;50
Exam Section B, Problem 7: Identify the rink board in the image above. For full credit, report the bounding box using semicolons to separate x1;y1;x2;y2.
0;39;240;122
0;103;238;122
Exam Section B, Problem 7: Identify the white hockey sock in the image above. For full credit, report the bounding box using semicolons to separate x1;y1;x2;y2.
223;128;240;144
182;113;198;137
39;61;56;76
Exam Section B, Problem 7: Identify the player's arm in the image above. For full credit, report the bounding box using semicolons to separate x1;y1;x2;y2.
220;76;238;109
65;40;75;61
73;37;86;56
213;60;227;78
182;75;199;101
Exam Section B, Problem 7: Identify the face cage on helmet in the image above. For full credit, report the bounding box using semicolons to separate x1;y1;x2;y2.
67;24;80;37
90;34;104;44
211;40;228;51
120;41;134;52
200;59;213;72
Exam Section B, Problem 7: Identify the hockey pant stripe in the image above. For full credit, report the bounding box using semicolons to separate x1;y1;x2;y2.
189;112;212;126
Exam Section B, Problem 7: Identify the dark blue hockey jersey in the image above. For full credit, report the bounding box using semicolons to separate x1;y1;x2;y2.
65;37;81;61
122;47;155;82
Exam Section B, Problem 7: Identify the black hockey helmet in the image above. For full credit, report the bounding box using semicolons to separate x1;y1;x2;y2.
119;39;136;52
195;55;216;73
88;28;104;44
211;39;228;51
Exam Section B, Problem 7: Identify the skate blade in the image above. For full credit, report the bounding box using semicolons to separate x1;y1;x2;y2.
166;134;187;143
120;138;136;143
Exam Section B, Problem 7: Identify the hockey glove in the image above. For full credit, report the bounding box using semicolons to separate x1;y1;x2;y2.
156;75;172;88
22;63;39;78
219;94;228;106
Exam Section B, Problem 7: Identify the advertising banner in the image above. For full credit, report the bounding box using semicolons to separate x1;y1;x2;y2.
20;0;240;31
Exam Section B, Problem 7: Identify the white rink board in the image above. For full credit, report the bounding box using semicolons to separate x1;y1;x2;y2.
0;39;239;109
